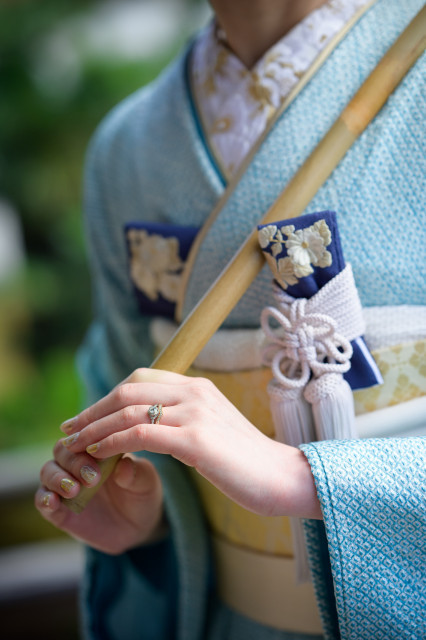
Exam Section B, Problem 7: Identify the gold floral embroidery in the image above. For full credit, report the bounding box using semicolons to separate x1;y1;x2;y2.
201;73;216;97
247;71;274;113
374;353;390;375
391;344;403;356
211;116;233;135
127;229;183;303
393;374;421;404
409;341;426;373
358;385;382;414
215;49;229;75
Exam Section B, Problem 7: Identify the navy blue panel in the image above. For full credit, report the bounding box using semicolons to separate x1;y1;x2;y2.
124;222;200;318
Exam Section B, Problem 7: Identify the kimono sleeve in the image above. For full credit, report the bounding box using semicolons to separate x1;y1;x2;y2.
76;110;212;640
80;452;211;640
301;437;426;640
76;118;155;403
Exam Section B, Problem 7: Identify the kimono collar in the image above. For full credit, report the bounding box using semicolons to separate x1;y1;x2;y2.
191;0;370;179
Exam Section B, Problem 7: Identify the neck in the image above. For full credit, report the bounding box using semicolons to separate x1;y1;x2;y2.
210;0;329;68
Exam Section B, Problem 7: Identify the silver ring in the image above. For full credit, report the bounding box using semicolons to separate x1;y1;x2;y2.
148;404;163;425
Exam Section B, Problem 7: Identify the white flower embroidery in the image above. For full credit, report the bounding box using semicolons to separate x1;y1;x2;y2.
284;221;332;273
127;229;183;303
258;224;278;248
312;219;332;267
276;256;299;287
258;225;283;256
260;219;333;288
265;254;299;289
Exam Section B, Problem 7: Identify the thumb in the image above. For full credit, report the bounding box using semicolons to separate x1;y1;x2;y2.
113;455;166;544
113;454;160;496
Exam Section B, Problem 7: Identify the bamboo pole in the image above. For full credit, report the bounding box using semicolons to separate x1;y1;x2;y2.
64;7;425;513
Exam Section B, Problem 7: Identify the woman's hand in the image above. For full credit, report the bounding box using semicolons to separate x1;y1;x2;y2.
57;368;321;520
35;448;165;554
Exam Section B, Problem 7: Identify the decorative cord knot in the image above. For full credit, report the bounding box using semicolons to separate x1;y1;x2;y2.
262;263;362;583
261;291;353;389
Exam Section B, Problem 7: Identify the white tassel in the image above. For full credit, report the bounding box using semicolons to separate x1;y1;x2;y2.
268;380;315;446
289;519;311;583
267;380;315;583
304;372;357;441
261;272;362;582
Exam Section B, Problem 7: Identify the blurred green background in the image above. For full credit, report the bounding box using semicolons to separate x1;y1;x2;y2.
0;3;209;637
0;0;208;452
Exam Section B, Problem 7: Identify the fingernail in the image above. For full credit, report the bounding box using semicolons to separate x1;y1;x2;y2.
61;417;77;433
62;433;79;448
86;443;100;455
42;493;52;508
80;465;98;484
60;478;76;493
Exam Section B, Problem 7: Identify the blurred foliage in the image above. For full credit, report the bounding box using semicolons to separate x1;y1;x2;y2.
0;0;183;449
0;492;69;546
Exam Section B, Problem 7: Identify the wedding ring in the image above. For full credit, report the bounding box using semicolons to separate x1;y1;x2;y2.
148;403;163;424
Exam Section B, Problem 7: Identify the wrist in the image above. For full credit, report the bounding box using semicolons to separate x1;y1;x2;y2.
271;443;322;519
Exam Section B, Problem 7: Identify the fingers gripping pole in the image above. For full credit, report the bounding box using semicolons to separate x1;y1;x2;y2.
63;7;426;514
64;454;122;514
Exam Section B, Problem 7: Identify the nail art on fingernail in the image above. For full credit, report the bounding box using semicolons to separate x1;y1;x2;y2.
61;417;77;433
42;493;51;507
86;443;100;455
60;478;76;493
62;433;79;448
80;465;98;484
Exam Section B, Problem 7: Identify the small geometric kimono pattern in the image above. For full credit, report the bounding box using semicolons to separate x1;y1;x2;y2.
301;437;426;640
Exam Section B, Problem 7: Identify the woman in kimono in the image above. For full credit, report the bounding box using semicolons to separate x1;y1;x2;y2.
36;0;425;638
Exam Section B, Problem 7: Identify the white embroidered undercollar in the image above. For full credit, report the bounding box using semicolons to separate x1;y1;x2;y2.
191;0;369;179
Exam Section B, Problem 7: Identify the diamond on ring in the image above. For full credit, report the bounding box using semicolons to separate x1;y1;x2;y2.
148;403;163;424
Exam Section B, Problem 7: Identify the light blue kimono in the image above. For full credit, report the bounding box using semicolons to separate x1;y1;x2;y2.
78;0;426;638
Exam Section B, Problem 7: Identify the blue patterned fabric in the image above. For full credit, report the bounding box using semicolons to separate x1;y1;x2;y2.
301;438;426;640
